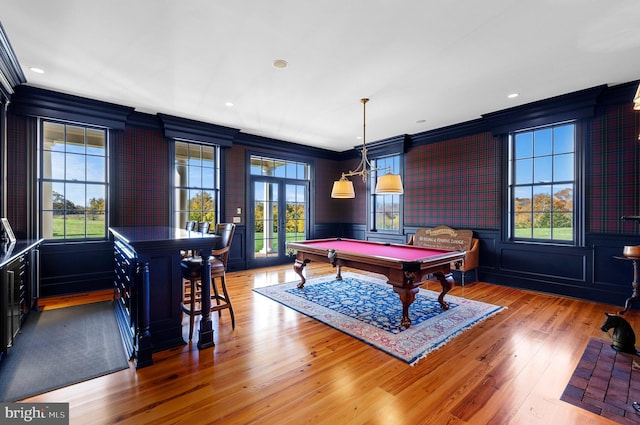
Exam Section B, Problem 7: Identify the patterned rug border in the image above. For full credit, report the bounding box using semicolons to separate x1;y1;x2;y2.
253;272;505;365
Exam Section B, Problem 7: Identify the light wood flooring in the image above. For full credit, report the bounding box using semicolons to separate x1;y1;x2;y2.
26;263;639;424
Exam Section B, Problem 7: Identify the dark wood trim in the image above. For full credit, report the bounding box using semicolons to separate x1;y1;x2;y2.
410;118;491;147
483;85;605;135
408;83;636;147
0;22;26;100
596;80;639;107
236;132;341;160
10;85;134;130
158;113;239;146
125;110;163;129
358;134;409;156
332;224;640;307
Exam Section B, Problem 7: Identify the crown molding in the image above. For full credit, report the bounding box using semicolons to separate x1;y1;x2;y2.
235;132;340;160
10;85;134;129
0;21;26;100
158;113;239;146
482;85;606;134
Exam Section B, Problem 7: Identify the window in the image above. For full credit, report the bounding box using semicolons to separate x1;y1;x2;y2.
370;154;402;232
40;120;108;240
174;141;219;229
509;122;575;242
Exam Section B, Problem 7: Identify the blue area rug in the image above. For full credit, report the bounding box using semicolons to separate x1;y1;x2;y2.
254;272;505;365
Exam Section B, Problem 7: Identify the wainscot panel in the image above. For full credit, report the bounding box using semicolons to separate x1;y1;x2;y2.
499;244;587;281
589;233;640;309
227;225;246;271
39;241;114;296
589;233;640;287
316;223;366;240
313;223;340;239
365;232;407;244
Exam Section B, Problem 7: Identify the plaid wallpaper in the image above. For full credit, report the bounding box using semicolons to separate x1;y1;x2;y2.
404;132;501;229
589;103;640;234
4;98;639;238
6;113;29;236
114;126;169;226
224;144;245;224
318;156;364;223
223;147;363;225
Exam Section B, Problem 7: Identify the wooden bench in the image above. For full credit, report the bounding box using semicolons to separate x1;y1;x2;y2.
408;225;479;286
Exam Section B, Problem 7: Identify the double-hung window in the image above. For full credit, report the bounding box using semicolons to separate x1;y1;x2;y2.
174;141;219;228
40;120;108;240
370;154;403;232
508;122;576;243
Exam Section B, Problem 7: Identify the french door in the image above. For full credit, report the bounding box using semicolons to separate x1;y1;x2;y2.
249;178;308;267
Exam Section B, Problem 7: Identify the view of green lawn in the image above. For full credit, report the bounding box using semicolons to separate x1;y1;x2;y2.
254;232;305;253
51;215;105;238
514;227;572;240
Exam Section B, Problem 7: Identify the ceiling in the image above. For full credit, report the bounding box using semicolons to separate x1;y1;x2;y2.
2;0;640;152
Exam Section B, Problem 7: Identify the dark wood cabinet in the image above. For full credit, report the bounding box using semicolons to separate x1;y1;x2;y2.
112;238;136;363
109;227;220;368
0;240;42;359
5;255;25;348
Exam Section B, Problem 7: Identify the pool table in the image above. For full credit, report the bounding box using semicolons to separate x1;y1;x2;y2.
287;238;466;327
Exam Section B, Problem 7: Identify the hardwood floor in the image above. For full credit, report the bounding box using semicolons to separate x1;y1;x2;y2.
28;263;635;424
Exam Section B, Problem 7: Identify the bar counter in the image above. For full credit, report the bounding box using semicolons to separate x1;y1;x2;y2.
109;226;220;368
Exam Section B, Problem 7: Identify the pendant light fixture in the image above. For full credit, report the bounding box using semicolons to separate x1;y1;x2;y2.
331;98;404;198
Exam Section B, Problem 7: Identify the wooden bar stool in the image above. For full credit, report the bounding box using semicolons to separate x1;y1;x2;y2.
210;255;234;328
180;256;203;341
180;223;236;340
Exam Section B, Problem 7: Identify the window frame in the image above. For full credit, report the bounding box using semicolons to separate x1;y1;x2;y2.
38;118;109;242
506;120;584;246
172;140;221;230
368;153;404;234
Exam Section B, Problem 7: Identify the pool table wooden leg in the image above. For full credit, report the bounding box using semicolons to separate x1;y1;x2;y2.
294;258;310;288
327;249;342;281
432;272;453;310
393;286;420;328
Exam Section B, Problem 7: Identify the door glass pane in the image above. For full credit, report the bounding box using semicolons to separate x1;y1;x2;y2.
254;182;279;258
286;184;307;245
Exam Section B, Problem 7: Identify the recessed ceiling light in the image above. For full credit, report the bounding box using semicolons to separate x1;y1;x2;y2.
273;59;288;69
507;93;519;99
29;67;44;74
416;119;426;124
225;102;234;107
